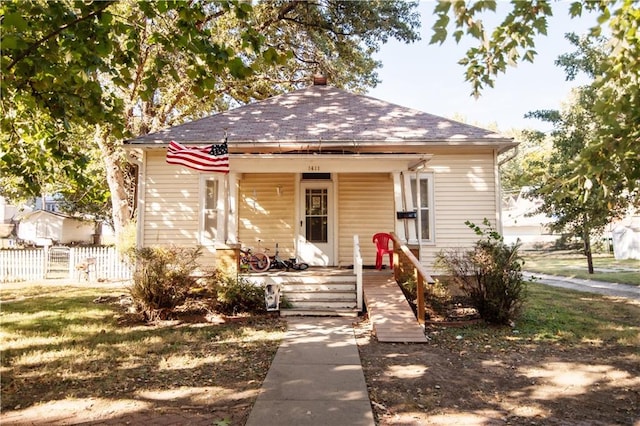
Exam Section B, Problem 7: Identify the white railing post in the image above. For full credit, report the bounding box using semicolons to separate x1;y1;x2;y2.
353;235;363;311
69;247;76;280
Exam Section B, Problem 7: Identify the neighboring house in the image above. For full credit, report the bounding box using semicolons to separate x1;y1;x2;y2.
1;196;18;223
125;79;517;271
502;188;559;248
611;215;640;260
34;195;62;212
16;210;95;246
1;196;19;248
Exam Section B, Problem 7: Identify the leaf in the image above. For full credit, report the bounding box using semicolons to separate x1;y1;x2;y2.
430;28;448;45
3;12;28;31
227;57;250;78
569;2;583;17
523;49;536;63
2;35;19;49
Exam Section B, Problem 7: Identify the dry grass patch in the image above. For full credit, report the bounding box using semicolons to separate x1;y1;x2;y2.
0;283;285;425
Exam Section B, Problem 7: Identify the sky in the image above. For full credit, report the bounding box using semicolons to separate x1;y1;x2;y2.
367;2;599;133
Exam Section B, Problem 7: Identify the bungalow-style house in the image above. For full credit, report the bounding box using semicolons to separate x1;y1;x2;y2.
126;79;516;271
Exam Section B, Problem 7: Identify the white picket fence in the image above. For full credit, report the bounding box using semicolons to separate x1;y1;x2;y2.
0;246;133;282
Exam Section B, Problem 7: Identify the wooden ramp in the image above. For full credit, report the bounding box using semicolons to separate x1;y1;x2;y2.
363;271;428;343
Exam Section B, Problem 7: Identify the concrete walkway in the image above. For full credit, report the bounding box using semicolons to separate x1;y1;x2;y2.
525;271;640;301
245;317;375;426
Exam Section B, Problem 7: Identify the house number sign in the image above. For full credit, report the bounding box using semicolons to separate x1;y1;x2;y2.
307;165;320;171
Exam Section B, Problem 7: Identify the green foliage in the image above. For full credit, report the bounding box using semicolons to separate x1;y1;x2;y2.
432;1;639;203
0;0;420;193
524;37;634;272
1;0;421;239
130;246;202;321
436;219;527;325
214;276;266;316
499;129;552;193
398;275;418;305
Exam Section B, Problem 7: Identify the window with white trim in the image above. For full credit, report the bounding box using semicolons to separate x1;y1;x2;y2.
410;173;435;242
201;176;224;245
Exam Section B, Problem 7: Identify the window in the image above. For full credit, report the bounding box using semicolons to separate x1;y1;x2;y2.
201;177;222;245
305;188;328;243
410;173;435;242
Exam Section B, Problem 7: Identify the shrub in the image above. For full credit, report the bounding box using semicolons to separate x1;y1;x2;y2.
130;246;202;321
398;275;417;306
436;219;527;325
214;276;267;315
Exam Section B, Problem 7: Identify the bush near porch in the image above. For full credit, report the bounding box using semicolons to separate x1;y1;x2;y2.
130;246;267;322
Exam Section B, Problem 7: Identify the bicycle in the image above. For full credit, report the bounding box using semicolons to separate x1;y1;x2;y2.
268;243;309;271
239;242;270;272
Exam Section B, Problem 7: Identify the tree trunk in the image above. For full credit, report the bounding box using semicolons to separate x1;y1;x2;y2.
95;125;132;247
583;222;594;274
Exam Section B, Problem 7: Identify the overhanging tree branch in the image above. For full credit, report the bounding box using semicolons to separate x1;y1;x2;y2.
6;1;114;71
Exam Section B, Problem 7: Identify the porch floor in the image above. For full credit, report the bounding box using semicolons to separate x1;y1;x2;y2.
363;270;429;343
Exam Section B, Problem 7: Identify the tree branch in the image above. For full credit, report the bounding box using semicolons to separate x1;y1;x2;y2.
259;0;302;30
6;1;114;71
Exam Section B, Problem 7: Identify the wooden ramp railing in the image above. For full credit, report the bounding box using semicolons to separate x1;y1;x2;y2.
390;232;436;325
361;232;436;343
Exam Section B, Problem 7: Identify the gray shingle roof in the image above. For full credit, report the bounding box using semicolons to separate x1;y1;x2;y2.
127;85;510;145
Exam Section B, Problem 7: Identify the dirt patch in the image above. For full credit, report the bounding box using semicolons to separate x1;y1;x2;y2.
355;319;640;425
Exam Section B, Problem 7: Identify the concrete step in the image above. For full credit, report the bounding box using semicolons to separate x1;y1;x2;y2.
284;290;356;302
285;299;358;310
280;308;360;317
242;270;360;314
280;282;356;292
245;274;356;286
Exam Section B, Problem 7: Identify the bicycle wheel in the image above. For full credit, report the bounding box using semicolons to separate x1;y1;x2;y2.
249;252;270;272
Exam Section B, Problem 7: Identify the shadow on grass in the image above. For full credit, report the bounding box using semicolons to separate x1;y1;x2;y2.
0;287;286;425
356;283;640;425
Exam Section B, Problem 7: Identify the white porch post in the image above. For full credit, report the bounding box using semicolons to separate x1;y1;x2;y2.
392;172;405;240
353;234;363;312
402;172;418;243
227;172;239;244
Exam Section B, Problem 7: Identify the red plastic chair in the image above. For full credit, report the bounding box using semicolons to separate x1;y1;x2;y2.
372;232;393;270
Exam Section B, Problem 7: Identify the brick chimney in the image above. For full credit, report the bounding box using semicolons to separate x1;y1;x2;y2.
313;74;327;86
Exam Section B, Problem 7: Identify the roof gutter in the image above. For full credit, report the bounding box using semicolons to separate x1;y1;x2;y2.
125;138;517;151
498;145;519;166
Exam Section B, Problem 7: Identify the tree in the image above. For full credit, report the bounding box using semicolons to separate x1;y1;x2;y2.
431;0;640;204
522;33;636;272
526;86;630;273
499;129;552;194
1;0;421;241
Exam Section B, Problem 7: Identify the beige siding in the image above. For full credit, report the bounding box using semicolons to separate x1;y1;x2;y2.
238;173;296;257
422;153;498;270
142;152;200;246
337;173;395;266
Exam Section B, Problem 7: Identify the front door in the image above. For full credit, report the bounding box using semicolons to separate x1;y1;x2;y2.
298;181;333;266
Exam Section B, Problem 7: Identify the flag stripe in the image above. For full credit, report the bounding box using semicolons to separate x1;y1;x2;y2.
166;140;229;174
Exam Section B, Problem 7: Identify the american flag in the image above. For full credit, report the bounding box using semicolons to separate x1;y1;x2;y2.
166;140;229;173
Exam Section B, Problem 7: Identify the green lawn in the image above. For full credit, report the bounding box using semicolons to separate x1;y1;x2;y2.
522;250;640;286
432;281;640;345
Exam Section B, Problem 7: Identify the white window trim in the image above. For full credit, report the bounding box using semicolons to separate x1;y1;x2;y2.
199;174;227;246
412;172;436;245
